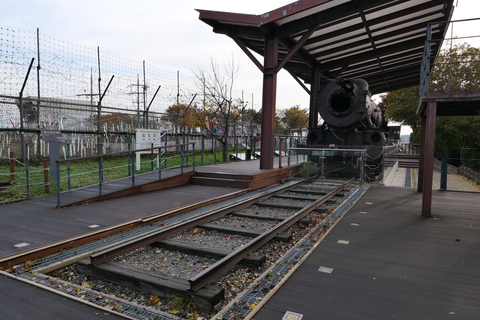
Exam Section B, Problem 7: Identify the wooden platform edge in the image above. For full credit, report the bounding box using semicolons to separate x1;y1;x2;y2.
192;165;301;190
0;188;249;269
0;270;130;319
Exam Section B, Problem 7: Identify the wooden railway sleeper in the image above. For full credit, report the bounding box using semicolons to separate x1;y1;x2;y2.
187;178;354;292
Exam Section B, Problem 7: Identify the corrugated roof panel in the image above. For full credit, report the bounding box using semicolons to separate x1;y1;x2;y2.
198;0;455;93
319;45;374;63
304;29;366;51
376;35;425;49
374;30;426;45
371;8;446;31
365;0;429;20
275;0;350;26
306;34;369;55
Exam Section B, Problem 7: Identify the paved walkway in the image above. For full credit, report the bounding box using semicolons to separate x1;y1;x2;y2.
254;185;480;320
387;166;480;192
411;168;480;191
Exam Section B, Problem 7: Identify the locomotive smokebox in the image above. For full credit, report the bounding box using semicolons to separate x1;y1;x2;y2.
317;78;375;128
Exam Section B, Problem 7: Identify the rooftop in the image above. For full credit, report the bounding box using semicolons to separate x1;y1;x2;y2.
198;0;455;94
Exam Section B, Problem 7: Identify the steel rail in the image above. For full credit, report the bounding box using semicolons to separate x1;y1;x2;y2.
89;180;305;265
187;178;354;292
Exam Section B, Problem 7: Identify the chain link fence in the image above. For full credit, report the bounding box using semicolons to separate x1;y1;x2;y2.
0;25;263;162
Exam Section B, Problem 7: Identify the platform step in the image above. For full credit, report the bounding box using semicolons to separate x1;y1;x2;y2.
190;176;250;188
194;172;254;180
384;159;419;168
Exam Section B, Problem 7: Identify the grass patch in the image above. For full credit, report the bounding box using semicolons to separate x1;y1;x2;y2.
298;161;320;179
0;151;244;203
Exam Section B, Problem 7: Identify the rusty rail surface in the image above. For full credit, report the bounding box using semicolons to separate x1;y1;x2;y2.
89;180;305;265
187;178;354;292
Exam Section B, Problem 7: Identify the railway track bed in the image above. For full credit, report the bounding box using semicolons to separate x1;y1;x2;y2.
7;178;367;319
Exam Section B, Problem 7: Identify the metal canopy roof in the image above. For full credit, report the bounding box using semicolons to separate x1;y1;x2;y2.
197;0;455;95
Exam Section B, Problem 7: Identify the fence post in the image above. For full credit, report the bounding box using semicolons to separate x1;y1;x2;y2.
56;160;61;207
164;133;168;169
225;135;228;162
193;143;196;171
127;143;131;176
214;137;217;164
181;143;184;174
151;143;154;171
185;135;189;166
279;138;283;169
131;149;135;187
201;135;204;165
440;148;448;191
287;146;291;168
158;146;162;180
99;144;103;196
10;151;15;181
25;144;30;199
44;160;50;193
67;144;71;190
235;136;238;160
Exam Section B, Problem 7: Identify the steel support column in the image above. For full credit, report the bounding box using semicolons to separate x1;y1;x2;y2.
309;66;320;129
260;36;278;170
417;115;427;192
421;102;437;217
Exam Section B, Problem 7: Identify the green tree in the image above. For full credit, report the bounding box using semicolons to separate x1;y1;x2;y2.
163;103;207;133
382;43;480;168
277;105;309;134
382;85;420;132
429;43;480;92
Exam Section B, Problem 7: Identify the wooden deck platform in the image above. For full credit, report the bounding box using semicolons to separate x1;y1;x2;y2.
0;159;297;264
253;185;480;319
0;272;126;320
4;156;478;320
0;158;298;319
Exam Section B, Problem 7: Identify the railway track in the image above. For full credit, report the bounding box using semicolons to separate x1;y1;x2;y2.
6;177;364;319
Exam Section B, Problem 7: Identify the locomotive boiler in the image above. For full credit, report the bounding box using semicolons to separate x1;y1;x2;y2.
301;78;389;179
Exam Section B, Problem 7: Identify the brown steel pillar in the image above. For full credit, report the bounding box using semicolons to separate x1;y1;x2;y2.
421;102;437;217
309;67;320;129
417;116;427;192
260;35;278;170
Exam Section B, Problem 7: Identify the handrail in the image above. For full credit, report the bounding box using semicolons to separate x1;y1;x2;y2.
56;142;195;163
55;142;196;207
287;147;367;183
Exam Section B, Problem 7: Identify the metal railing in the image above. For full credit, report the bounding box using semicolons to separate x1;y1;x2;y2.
1;134;307;204
55;142;195;207
288;147;367;184
420;18;480;98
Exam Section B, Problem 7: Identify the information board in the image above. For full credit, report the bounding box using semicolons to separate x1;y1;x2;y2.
135;129;162;150
135;129;162;170
42;129;65;143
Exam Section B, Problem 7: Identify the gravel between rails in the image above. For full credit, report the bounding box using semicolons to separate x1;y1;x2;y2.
234;204;297;218
207;215;279;231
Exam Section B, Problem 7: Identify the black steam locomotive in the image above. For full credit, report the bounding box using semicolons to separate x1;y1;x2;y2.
300;78;389;179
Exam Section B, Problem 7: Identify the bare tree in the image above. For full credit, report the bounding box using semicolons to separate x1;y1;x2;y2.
193;57;245;162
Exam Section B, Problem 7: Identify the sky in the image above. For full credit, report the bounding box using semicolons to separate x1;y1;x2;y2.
1;0;478;121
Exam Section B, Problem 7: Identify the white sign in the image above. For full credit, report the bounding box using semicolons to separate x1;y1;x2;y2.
136;129;162;150
135;129;162;170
